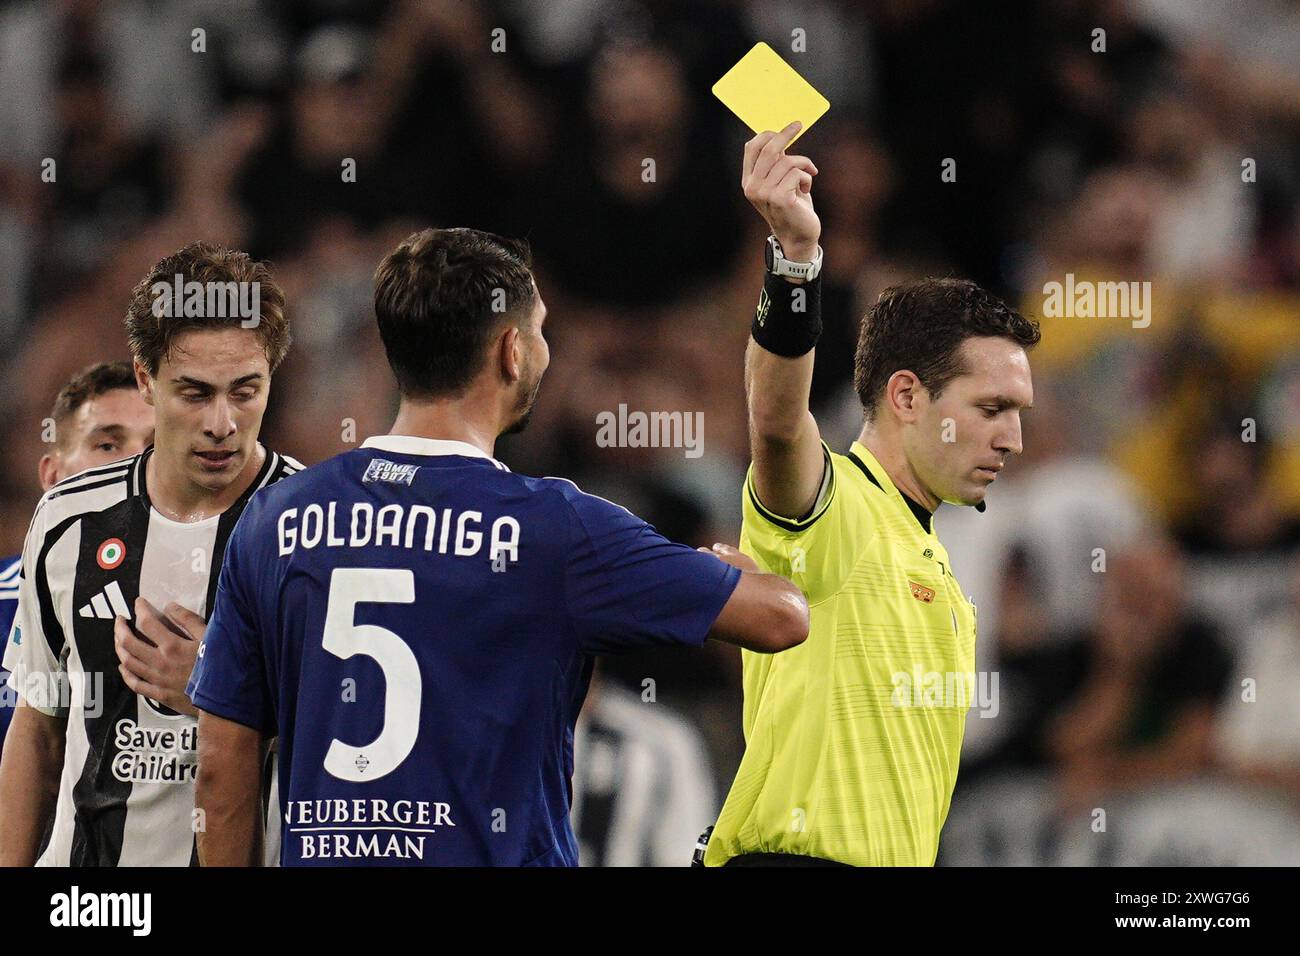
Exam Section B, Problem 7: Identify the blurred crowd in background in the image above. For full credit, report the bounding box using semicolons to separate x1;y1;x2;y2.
0;0;1298;865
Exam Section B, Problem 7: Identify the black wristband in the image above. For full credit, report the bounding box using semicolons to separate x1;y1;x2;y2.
751;271;822;357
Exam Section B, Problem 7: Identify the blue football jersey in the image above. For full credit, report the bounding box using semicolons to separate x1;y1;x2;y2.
188;436;740;866
0;554;20;755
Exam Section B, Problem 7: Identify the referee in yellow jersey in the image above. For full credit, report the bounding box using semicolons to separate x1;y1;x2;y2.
703;123;1040;867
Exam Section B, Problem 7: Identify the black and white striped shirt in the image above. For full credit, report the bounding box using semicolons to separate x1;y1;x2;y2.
3;445;301;866
571;685;717;867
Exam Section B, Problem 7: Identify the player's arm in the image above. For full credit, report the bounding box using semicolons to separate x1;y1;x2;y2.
0;701;65;865
741;122;826;520
0;503;70;865
565;494;808;657
702;543;808;653
195;711;265;866
188;499;277;866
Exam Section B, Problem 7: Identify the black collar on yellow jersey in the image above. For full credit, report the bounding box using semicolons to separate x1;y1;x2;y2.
848;450;933;534
847;442;988;533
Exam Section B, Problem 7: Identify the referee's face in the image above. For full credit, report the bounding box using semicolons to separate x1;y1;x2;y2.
914;336;1033;507
143;327;272;495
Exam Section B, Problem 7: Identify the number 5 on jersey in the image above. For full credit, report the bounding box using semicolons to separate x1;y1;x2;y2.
322;567;420;782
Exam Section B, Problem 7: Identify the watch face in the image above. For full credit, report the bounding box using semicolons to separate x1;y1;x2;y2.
764;238;775;271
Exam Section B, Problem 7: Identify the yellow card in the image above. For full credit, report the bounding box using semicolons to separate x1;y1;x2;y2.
712;42;830;145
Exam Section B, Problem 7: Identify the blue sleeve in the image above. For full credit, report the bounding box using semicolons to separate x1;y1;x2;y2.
561;489;741;653
187;503;275;735
0;596;18;755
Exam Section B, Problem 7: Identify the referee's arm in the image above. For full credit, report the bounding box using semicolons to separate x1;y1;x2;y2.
741;123;826;519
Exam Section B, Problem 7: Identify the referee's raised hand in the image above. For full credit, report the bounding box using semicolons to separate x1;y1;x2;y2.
742;122;821;265
739;124;828;522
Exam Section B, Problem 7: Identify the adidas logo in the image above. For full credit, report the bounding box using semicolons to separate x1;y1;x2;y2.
78;581;131;620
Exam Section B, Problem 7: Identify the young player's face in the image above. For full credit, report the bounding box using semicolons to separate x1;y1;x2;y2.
141;327;272;493
43;387;155;488
908;336;1033;507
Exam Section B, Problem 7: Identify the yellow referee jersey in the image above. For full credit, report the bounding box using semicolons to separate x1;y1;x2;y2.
705;441;978;867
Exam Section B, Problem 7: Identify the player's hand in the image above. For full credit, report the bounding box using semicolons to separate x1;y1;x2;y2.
114;598;207;718
742;122;821;263
699;542;760;574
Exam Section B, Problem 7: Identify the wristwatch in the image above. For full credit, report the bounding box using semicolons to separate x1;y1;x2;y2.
765;235;823;281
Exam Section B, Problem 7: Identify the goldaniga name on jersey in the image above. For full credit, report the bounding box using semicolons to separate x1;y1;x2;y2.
285;798;455;862
277;501;520;563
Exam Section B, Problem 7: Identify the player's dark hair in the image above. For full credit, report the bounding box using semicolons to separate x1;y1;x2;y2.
854;278;1040;419
49;361;139;448
124;241;291;376
373;227;536;399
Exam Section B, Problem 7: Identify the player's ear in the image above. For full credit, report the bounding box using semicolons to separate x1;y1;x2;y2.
38;452;60;491
498;324;522;384
886;369;921;422
133;359;156;406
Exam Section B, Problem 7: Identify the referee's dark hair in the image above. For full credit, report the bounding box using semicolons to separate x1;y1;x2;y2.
48;361;138;449
854;278;1041;419
373;227;536;399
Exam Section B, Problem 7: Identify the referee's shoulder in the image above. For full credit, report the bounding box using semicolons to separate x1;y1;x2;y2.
810;445;889;525
827;445;884;499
